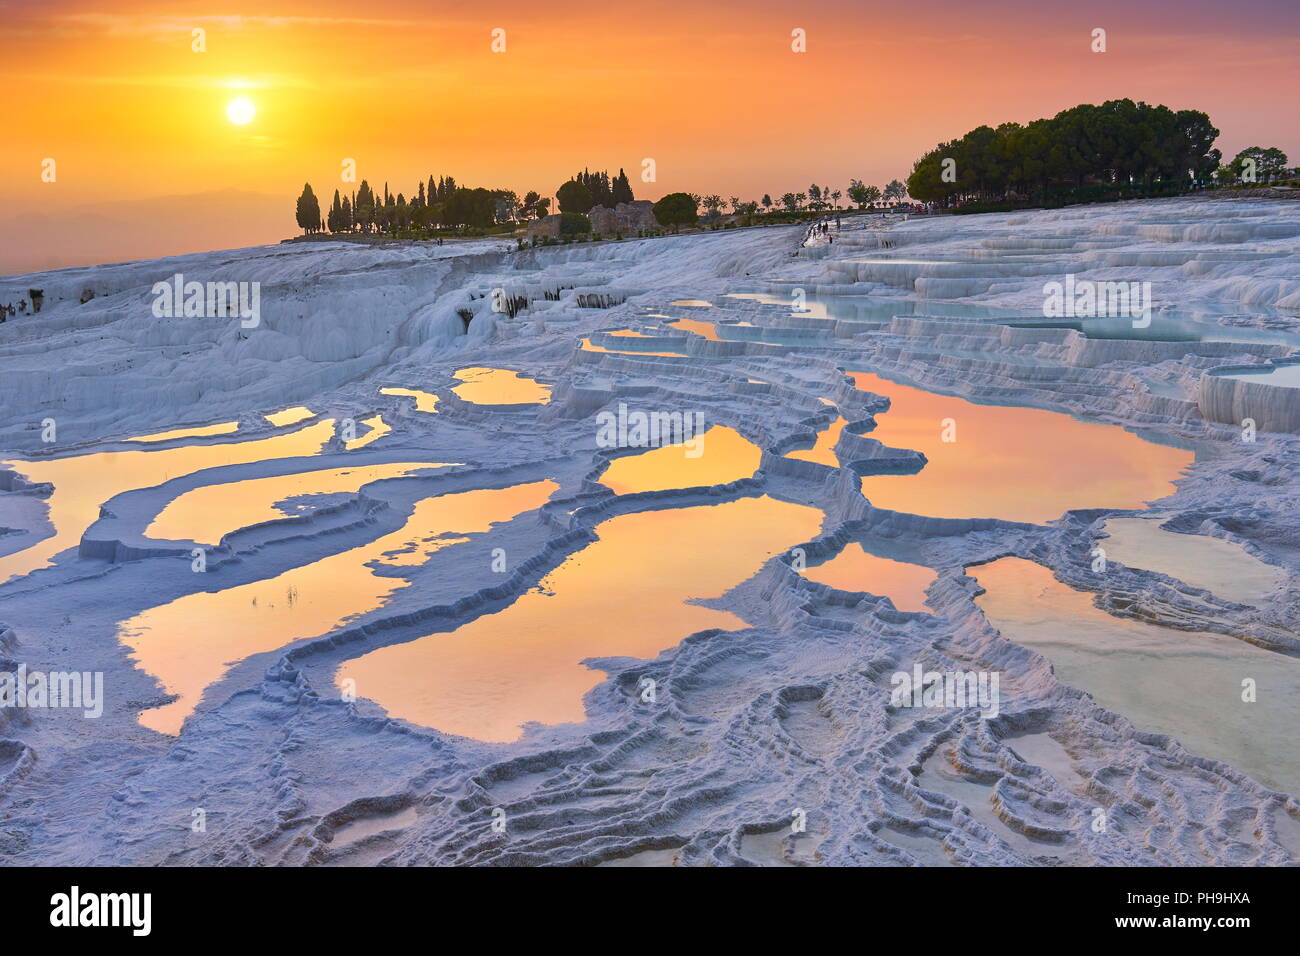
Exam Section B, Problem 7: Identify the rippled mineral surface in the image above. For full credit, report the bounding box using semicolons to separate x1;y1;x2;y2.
1;198;1298;866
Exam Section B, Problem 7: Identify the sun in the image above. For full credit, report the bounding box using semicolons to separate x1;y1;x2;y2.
225;97;256;126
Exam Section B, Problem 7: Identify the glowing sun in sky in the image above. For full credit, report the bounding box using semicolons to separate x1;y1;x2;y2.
225;97;256;126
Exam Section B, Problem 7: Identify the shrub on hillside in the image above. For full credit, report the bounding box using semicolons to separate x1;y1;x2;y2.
559;212;592;236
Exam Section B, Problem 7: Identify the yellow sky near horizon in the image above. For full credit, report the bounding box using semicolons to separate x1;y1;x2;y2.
10;2;895;208
3;0;1298;271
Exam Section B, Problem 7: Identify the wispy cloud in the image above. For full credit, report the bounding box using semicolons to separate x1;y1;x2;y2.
12;71;318;90
57;13;441;36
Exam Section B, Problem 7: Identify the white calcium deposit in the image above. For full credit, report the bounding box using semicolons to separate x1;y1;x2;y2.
0;198;1298;866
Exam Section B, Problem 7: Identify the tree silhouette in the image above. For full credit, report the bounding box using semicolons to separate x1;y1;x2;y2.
295;183;321;234
1226;146;1289;183
612;169;635;204
327;189;343;232
652;193;698;232
557;179;595;214
906;99;1221;207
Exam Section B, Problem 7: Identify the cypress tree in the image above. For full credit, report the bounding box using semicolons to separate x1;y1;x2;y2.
329;189;343;232
613;168;634;204
295;183;321;234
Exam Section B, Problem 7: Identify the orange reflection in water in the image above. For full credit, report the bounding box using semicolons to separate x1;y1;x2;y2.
127;422;240;443
800;544;936;612
146;461;456;545
849;372;1192;523
667;318;722;341
337;495;824;742
452;367;551;405
0;420;336;583
970;557;1300;794
265;406;315;427
120;479;558;735
786;416;847;467
580;338;687;358
380;386;439;413
599;425;762;494
344;415;390;450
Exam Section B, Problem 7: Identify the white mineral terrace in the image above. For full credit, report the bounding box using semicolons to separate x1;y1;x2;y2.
0;198;1297;866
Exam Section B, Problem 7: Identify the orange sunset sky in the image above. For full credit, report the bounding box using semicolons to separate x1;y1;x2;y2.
3;0;1298;273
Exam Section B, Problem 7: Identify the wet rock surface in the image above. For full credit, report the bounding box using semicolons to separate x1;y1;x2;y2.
0;199;1297;866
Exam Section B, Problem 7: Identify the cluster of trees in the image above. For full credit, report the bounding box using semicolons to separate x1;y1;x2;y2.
296;174;552;235
644;183;913;235
658;182;910;222
764;180;907;212
771;183;846;211
295;166;924;239
555;168;635;213
905;99;1222;207
1221;146;1292;184
689;194;757;218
